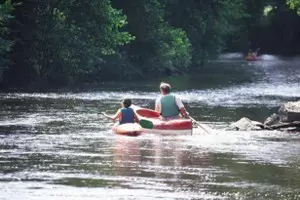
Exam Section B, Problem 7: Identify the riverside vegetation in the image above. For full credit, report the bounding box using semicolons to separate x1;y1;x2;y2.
0;0;300;89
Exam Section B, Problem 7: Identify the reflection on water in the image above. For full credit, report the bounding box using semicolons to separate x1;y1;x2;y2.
113;136;141;176
1;54;300;199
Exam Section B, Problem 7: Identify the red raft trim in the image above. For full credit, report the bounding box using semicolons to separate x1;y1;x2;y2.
245;56;258;61
150;119;192;130
134;107;192;130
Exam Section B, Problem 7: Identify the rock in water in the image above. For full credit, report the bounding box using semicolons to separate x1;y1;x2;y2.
229;117;263;131
264;113;280;126
278;101;300;122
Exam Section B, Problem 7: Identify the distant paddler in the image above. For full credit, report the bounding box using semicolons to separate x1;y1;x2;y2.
246;48;260;61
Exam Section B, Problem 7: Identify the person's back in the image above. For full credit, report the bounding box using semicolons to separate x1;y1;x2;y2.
119;107;135;124
155;82;188;119
160;94;179;118
105;98;138;124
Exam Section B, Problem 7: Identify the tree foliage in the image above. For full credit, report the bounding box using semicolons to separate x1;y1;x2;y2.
0;0;13;81
163;0;246;64
6;0;134;87
242;0;300;55
0;0;299;89
287;0;300;14
112;0;191;76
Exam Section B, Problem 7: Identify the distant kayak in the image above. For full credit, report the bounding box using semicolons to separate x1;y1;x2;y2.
245;55;258;61
112;123;142;136
246;48;260;61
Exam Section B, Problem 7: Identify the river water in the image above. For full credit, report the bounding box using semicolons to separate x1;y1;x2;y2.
1;54;300;199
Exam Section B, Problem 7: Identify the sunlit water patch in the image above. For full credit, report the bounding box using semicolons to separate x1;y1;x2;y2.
1;80;299;108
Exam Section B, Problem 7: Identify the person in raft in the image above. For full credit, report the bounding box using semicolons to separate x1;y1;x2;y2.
155;82;188;120
248;48;259;57
247;49;254;57
102;98;139;124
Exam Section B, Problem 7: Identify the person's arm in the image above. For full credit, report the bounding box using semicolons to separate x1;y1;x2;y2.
102;109;121;121
134;112;139;122
155;97;161;114
175;97;188;118
179;107;188;118
111;109;121;121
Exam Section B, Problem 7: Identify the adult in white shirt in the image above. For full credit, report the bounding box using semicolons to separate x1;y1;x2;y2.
155;82;188;119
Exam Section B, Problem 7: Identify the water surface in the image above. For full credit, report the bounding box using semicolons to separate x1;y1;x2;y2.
1;54;300;199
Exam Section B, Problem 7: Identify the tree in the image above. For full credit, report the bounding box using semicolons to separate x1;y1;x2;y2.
47;0;135;84
112;0;192;77
1;0;300;89
287;0;300;14
6;0;134;87
0;0;13;82
163;0;246;65
245;0;300;55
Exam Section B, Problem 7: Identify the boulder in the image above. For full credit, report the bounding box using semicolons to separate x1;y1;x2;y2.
264;113;280;126
228;117;263;131
278;101;300;122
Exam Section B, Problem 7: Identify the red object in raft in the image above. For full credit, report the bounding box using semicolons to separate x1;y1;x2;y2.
134;107;193;130
245;55;258;61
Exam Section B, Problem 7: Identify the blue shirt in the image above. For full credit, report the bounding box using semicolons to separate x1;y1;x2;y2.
119;107;135;124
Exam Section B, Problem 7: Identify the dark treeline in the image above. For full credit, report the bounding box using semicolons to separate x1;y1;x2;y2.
0;0;300;89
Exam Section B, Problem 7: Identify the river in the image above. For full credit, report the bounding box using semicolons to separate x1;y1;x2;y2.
1;54;300;199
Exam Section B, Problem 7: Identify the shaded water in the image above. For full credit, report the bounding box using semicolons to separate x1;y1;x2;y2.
1;54;300;199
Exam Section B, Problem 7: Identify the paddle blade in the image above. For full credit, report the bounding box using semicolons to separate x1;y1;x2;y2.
139;119;153;129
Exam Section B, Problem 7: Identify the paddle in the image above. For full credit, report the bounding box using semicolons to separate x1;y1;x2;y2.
187;114;210;134
100;112;113;120
139;119;154;129
255;48;260;55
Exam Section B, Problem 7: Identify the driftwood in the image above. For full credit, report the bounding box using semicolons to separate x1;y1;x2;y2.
255;123;273;130
270;121;300;130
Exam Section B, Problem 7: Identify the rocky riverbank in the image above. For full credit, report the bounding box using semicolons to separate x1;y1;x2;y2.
229;101;300;131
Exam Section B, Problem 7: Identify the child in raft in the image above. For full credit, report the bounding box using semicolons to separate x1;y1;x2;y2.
102;98;139;124
248;48;260;58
